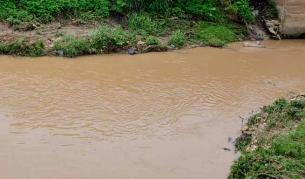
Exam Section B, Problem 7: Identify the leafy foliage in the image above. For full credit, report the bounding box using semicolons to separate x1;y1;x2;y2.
180;0;224;22
0;0;110;25
168;30;185;48
232;0;255;23
0;39;44;56
91;25;135;53
53;36;92;57
53;25;135;57
128;13;160;35
195;23;237;47
0;0;255;25
145;36;160;46
230;98;305;179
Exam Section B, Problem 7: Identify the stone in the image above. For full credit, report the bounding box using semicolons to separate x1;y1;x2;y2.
128;48;136;55
57;50;64;57
243;41;264;48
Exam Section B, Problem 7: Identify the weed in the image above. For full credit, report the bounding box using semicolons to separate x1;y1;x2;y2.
53;36;92;57
195;23;237;47
128;13;159;35
232;0;255;23
168;30;185;49
91;25;135;53
230;97;305;179
145;36;160;46
0;39;44;56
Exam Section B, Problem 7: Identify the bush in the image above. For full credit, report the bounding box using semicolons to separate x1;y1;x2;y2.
52;26;135;57
128;13;159;35
232;0;255;23
195;23;237;47
265;0;279;19
53;36;92;57
0;39;44;56
180;0;224;22
145;36;160;46
0;0;110;24
91;25;135;53
168;30;185;48
121;0;171;12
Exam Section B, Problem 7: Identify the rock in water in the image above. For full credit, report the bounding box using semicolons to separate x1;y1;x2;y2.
57;50;64;57
128;48;136;55
243;41;264;48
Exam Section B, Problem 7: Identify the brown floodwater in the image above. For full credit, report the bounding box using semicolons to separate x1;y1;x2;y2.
0;40;305;179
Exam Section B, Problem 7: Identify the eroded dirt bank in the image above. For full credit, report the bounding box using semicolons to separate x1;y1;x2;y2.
0;40;305;179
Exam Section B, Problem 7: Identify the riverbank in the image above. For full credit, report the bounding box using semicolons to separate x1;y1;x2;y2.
0;0;281;57
0;19;246;57
229;95;305;178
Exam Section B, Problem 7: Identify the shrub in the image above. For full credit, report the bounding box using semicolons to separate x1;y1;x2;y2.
266;0;279;19
195;23;237;47
145;36;160;46
168;30;185;48
53;36;92;57
0;39;44;56
177;0;224;22
91;25;135;53
128;13;159;35
232;0;255;23
123;0;171;12
0;0;110;24
52;26;135;57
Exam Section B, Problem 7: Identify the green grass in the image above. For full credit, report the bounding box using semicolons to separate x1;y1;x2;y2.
145;36;160;46
127;13;165;36
230;97;305;179
143;36;167;53
232;0;255;23
91;25;135;53
0;0;255;27
53;36;92;57
52;25;135;57
168;30;185;49
0;0;110;25
195;23;238;47
0;39;44;56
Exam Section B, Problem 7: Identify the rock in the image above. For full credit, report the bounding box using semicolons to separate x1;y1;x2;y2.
264;20;281;39
57;50;64;57
243;41;264;48
136;41;145;53
137;40;145;46
169;44;176;49
247;25;268;40
127;48;137;55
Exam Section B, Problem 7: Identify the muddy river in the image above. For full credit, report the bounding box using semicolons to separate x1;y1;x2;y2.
0;40;305;179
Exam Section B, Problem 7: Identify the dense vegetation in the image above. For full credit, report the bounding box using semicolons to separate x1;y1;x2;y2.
230;97;305;179
0;0;256;25
0;0;277;57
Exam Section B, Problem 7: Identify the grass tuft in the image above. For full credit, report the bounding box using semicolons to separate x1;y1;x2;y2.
195;23;237;47
168;30;185;49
